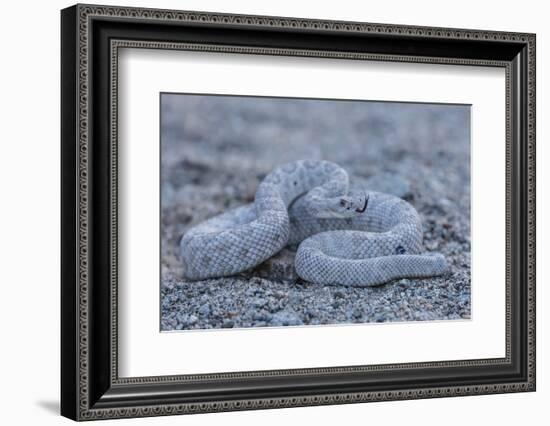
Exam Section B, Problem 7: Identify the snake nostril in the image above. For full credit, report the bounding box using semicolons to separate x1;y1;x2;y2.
396;245;406;255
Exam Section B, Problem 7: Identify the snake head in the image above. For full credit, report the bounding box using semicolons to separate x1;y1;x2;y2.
316;191;369;218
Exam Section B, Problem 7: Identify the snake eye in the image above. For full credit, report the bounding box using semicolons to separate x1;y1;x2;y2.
355;194;369;213
340;199;346;207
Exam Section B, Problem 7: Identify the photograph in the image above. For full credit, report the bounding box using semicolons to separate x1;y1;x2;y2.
54;2;538;420
57;3;536;420
160;94;471;331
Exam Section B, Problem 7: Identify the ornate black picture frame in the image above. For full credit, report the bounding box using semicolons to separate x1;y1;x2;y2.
61;3;536;421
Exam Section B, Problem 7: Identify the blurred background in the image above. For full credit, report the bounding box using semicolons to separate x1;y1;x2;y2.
160;94;471;330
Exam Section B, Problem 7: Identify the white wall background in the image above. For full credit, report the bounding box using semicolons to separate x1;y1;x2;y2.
0;0;546;424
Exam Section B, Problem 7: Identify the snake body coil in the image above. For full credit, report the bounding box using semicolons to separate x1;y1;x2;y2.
180;160;447;286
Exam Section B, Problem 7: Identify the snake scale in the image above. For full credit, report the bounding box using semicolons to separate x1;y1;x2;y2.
180;160;448;286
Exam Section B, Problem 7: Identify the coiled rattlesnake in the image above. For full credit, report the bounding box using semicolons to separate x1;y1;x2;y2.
180;160;447;286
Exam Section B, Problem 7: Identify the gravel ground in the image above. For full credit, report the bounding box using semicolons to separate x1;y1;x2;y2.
160;94;471;331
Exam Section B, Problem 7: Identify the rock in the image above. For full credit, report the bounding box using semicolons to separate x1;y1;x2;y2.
252;311;272;321
251;298;267;308
270;310;303;326
222;319;234;328
198;304;211;316
333;290;345;299
425;240;439;251
243;248;298;282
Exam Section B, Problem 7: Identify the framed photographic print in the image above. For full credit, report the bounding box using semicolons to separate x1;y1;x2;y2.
60;3;536;421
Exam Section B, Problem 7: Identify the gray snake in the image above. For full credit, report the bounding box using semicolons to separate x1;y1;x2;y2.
180;160;448;286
